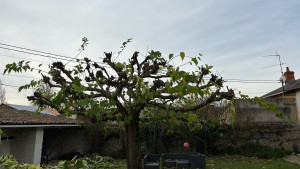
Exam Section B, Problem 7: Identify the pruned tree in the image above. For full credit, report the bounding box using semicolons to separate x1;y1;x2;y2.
4;39;236;169
0;79;6;105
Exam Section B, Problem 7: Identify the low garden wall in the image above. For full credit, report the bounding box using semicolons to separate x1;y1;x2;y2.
86;122;300;157
238;123;300;153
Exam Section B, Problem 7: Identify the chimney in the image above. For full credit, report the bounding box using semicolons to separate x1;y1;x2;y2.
284;67;295;84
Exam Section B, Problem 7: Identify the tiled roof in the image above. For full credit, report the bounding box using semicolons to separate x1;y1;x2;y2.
0;105;77;125
44;107;61;116
8;104;55;116
262;79;300;98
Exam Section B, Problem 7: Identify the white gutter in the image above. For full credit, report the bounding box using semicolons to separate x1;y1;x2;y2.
0;124;79;128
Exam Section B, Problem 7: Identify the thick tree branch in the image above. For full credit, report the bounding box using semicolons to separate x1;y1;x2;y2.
148;89;234;112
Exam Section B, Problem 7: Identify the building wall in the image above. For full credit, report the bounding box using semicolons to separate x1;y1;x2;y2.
33;128;43;165
0;128;44;165
295;91;300;124
43;128;88;159
237;98;298;124
0;139;11;156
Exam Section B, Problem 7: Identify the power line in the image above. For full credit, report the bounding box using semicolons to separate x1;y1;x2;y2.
0;73;40;79
0;53;50;64
225;80;280;83
0;83;19;88
0;68;281;84
203;78;279;83
0;42;109;67
224;79;278;82
0;46;73;62
0;53;86;70
0;42;73;60
261;63;285;69
0;43;283;85
0;45;111;70
202;77;278;82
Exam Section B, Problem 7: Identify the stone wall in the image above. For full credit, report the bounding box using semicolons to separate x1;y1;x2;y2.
96;123;300;155
237;123;300;152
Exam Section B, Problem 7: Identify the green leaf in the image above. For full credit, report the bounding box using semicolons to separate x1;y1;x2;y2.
180;52;185;61
116;62;123;68
191;58;198;65
169;53;174;60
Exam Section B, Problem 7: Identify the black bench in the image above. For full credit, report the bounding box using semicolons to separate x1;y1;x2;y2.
189;153;206;169
143;154;161;169
143;153;206;169
162;153;206;169
162;153;189;168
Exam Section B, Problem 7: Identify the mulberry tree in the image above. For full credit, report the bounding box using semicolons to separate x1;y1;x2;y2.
4;39;235;169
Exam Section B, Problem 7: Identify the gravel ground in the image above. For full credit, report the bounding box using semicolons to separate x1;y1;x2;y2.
284;154;300;165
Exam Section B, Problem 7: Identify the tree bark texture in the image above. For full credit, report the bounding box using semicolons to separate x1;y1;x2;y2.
125;118;142;169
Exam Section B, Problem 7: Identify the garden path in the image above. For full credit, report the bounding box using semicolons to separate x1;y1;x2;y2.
284;154;300;165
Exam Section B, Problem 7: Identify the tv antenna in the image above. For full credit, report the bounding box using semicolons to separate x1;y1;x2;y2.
262;52;285;101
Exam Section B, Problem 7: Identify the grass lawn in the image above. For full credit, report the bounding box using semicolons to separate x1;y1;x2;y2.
51;154;298;169
111;155;299;169
206;155;300;169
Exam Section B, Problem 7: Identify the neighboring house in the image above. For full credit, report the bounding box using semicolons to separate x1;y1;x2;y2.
262;67;299;99
262;67;300;124
0;104;88;165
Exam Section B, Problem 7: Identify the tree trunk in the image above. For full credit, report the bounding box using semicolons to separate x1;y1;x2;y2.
125;117;142;169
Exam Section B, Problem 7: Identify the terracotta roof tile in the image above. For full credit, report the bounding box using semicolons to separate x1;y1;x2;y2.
44;108;61;116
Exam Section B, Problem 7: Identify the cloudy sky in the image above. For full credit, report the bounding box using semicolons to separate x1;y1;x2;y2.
0;0;300;105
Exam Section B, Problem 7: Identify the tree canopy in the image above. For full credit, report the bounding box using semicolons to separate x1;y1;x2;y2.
4;38;239;169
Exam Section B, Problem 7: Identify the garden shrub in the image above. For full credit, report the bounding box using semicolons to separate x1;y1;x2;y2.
85;123;126;158
216;145;239;155
0;154;19;169
0;154;44;169
240;143;291;159
77;154;126;168
0;154;126;169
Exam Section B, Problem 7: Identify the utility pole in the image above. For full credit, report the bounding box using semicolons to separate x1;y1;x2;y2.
277;52;285;100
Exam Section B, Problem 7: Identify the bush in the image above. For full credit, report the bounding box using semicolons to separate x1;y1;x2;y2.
0;155;19;169
0;154;126;169
240;143;291;159
216;145;239;155
76;154;126;168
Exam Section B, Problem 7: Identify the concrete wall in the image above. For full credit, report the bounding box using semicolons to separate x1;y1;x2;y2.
33;128;43;165
237;98;298;124
0;139;11;156
0;128;44;165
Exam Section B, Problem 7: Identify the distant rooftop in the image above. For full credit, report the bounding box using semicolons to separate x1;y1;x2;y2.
8;104;56;116
262;79;300;98
0;104;78;125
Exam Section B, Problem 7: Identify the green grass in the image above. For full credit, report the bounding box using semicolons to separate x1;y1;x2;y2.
46;154;298;169
206;155;300;169
113;155;299;169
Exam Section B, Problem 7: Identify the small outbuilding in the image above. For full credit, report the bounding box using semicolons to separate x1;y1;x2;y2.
0;104;87;165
